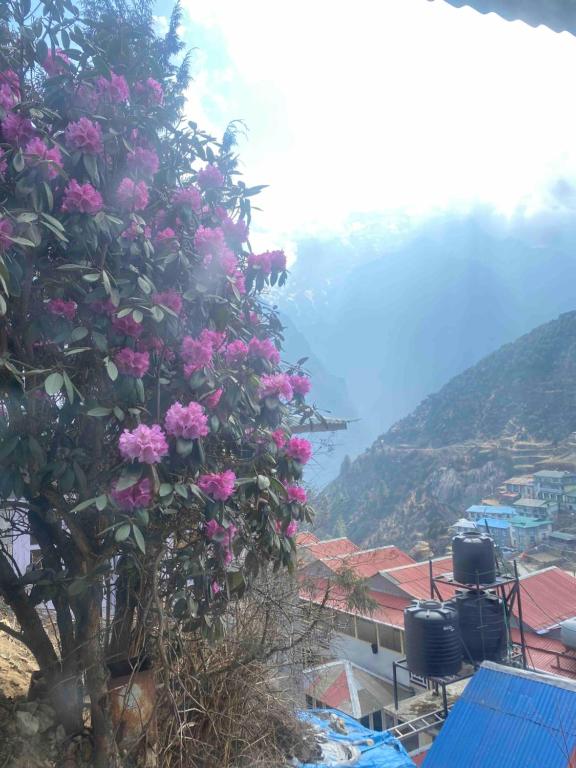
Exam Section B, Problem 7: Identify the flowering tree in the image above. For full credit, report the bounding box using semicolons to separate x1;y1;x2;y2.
0;0;316;762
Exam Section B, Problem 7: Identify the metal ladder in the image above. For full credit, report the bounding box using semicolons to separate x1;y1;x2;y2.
388;707;450;741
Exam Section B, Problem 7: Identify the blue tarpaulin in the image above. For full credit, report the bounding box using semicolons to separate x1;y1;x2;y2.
297;709;415;768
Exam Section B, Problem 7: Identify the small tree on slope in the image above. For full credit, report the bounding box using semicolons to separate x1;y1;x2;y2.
0;1;315;763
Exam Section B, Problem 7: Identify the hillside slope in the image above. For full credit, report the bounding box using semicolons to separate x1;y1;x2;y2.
317;311;576;550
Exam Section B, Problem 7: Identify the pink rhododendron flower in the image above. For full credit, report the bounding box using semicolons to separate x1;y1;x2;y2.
0;84;18;111
285;519;298;537
164;401;209;440
154;227;176;244
212;580;222;595
248;337;280;364
61;180;103;214
0;70;19;96
112;313;144;338
198;470;236;501
224;339;248;366
47;298;77;321
259;373;293;402
232;270;246;295
172;186;201;211
286;485;307;504
75;83;98;110
119;424;168;464
248;251;272;275
65;117;103;154
199;328;226;351
285;437;312;465
122;221;151;241
220;215;248;247
135;77;164;105
96;73;129;103
24;137;62;179
0;218;14;251
271;429;287;449
289;374;311;397
203;388;223;410
152;290;182;315
1;113;34;146
116;177;149;212
111;477;153;510
127;147;159;179
43;49;70;76
204;519;220;539
194;226;225;258
181;335;213;374
139;336;175;362
269;250;287;271
220;248;239;276
115;348;150;378
197;164;224;190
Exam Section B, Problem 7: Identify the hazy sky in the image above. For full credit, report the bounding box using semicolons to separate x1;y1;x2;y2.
156;0;576;247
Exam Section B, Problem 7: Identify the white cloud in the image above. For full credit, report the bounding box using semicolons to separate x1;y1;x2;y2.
180;0;576;243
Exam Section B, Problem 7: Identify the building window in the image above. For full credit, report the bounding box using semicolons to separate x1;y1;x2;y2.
356;618;377;645
333;610;356;638
379;624;403;652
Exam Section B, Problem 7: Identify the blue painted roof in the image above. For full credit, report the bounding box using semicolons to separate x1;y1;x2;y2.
297;709;414;767
476;517;510;530
467;505;516;516
424;662;576;768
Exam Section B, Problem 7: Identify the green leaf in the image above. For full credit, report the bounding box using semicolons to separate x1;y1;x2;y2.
138;276;152;294
151;305;164;322
159;483;173;497
257;475;270;491
64;347;90;356
0;295;6;316
62;371;74;403
114;523;131;543
105;359;118;381
136;508;149;526
0;435;19;462
16;212;38;223
70;327;88;342
176;438;194;457
44;372;64;396
115;467;143;492
42;183;54;212
70;496;98;513
132;309;143;324
95;494;108;511
9;236;36;248
174;484;188;499
113;406;125;421
132;525;146;553
86;407;112;417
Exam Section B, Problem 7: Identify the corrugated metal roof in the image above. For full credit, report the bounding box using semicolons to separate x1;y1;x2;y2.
477;517;510;529
321;546;415;578
424;661;576;768
519;567;576;631
303;660;396;717
467;504;517;516
438;0;576;36
296;531;320;547
511;515;553;528
382;557;454;600
303;537;361;559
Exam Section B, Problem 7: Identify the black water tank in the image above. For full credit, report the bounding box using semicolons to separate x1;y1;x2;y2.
404;601;462;678
452;532;496;585
453;590;506;663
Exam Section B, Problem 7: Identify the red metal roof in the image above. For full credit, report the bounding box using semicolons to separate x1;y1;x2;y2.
295;531;320;547
300;577;410;629
510;628;576;681
381;557;454;600
412;750;429;766
304;537;360;560
518;567;576;632
320;546;415;578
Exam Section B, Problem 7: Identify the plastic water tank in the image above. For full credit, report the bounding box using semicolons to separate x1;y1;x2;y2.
452;532;496;585
560;618;576;650
404;600;462;678
453;590;506;663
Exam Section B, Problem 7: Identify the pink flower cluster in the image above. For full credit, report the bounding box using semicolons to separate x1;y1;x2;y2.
47;298;77;320
115;348;150;378
65;117;103;155
152;290;182;315
220;214;248;247
194;226;225;258
154;228;177;250
135;78;164;105
259;373;293;402
164;401;209;440
172;186;201;211
289;374;311;397
203;388;223;410
286;485;307;504
204;518;238;564
247;250;286;275
116;177;149;212
0;218;12;252
119;424;168;464
43;49;70;76
25;138;62;179
112;313;143;338
285;437;312;465
181;329;225;376
111;478;153;511
122;221;151;241
127;147;159;179
275;518;298;538
199;470;236;502
0;70;19;111
61;180;103;214
1;113;34;146
224;339;248;366
197;164;224;190
248;337;280;364
96;73;129;104
271;429;286;449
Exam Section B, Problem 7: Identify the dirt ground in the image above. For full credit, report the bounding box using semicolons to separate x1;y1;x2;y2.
0;624;37;699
